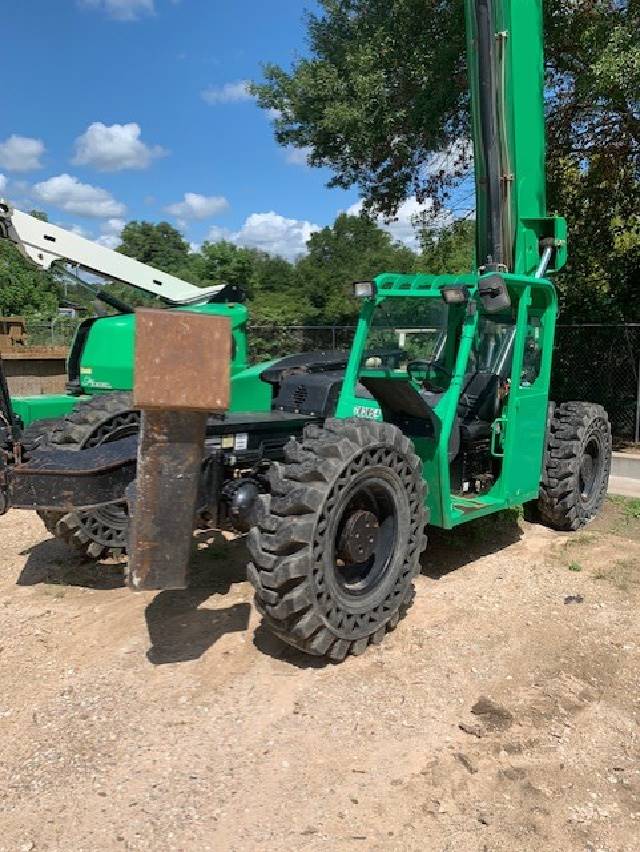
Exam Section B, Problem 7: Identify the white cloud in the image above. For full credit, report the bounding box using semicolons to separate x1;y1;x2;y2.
0;135;45;172
72;122;167;172
0;174;6;194
69;223;91;238
165;192;229;223
206;225;232;243
33;174;126;218
96;218;126;248
285;146;312;167
78;0;154;21
347;197;453;251
207;211;320;260
201;81;253;105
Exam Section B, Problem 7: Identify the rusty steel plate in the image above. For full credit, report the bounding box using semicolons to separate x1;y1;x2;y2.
133;309;230;412
128;409;206;590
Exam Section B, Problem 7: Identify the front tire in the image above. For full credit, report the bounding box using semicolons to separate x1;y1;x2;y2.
247;418;428;661
535;402;612;531
39;393;139;559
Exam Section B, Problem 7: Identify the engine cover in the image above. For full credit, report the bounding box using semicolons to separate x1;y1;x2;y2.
272;370;343;417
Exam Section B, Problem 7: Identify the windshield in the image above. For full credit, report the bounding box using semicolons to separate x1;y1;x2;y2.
360;297;450;373
468;316;516;377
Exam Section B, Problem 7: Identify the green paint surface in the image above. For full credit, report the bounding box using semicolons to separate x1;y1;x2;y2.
12;301;273;426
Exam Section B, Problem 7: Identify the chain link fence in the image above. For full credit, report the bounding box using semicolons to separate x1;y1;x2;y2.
552;324;640;443
18;318;640;442
22;318;82;348
248;325;356;362
251;323;640;442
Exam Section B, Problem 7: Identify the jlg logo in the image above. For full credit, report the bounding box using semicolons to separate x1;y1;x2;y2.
353;404;381;420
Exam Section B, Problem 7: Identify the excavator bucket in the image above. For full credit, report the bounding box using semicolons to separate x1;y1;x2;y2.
127;309;231;591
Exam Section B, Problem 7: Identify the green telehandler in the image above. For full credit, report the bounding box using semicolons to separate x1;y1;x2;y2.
0;0;612;661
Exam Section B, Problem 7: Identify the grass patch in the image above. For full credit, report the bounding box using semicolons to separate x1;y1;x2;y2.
592;558;638;592
568;561;583;572
604;496;640;537
608;495;640;518
560;532;598;550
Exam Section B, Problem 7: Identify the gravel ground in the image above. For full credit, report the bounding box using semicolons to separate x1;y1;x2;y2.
1;500;640;852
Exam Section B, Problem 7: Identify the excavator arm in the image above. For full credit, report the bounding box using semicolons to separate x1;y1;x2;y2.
0;201;222;307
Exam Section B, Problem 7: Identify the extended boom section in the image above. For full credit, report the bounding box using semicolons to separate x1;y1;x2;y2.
465;0;567;276
0;202;224;306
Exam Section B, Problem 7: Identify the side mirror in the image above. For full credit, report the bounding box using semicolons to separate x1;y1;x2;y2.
478;274;511;313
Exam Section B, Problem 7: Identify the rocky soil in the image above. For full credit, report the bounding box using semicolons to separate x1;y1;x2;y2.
1;499;640;851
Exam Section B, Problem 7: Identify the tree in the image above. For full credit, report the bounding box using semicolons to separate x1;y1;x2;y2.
0;241;60;317
253;1;640;319
195;241;261;295
252;0;469;216
118;221;192;277
295;213;417;323
250;255;311;324
419;218;475;274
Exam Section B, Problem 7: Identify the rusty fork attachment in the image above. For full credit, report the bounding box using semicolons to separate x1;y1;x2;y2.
127;309;230;591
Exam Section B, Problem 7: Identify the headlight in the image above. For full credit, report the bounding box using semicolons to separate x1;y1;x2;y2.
353;280;376;299
441;286;469;304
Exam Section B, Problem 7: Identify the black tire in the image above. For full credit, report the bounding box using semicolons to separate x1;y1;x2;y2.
38;393;139;560
535;402;611;531
20;418;61;454
247;418;429;661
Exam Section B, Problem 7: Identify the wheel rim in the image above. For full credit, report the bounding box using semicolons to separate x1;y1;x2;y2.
579;434;604;505
78;410;140;549
330;476;399;601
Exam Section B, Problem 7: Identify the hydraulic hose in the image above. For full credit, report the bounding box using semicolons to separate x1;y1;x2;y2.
475;0;504;270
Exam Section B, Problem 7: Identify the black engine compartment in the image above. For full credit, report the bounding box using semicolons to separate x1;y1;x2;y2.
262;350;349;418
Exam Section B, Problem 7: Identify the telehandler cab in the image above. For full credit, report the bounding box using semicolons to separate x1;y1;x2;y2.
0;0;611;661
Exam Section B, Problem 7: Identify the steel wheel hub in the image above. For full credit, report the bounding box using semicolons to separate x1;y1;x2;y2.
337;509;379;563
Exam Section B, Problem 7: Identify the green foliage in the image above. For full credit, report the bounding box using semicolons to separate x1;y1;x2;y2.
195;241;261;294
254;0;640;321
105;214;474;325
419;218;475;274
0;241;60;317
118;221;192;278
296;213;418;323
251;0;468;215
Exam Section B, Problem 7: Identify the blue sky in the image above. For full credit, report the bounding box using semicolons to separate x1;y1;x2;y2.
0;0;372;258
1;0;467;260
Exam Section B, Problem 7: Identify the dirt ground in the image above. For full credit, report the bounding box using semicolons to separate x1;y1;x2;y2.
1;499;640;852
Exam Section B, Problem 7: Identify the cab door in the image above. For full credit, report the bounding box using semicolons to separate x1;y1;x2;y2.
498;282;557;503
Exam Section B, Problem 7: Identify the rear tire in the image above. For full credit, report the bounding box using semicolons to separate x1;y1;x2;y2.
534;402;611;531
38;393;139;560
247;418;428;661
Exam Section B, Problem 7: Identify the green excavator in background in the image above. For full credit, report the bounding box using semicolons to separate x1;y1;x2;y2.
1;0;612;661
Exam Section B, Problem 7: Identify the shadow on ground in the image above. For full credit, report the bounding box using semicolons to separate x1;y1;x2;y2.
17;513;525;666
252;622;330;670
145;530;251;664
17;537;125;590
421;509;524;579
